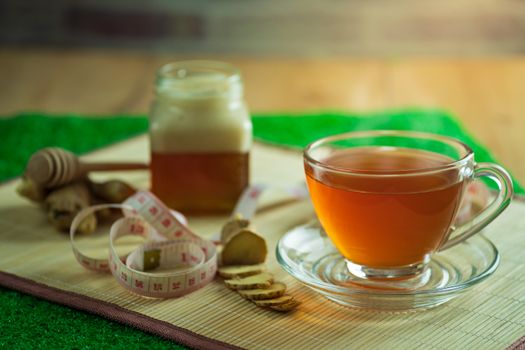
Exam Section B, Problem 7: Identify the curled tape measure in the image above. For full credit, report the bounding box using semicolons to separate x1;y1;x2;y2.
70;191;217;298
70;184;308;298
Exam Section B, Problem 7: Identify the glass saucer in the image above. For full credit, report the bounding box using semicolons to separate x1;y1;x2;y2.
276;221;500;311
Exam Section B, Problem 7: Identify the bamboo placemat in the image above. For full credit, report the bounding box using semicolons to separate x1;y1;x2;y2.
0;136;524;350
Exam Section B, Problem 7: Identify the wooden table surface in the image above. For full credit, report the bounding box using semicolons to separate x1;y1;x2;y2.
1;49;524;182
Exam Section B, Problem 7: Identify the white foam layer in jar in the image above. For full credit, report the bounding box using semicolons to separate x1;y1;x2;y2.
150;66;252;153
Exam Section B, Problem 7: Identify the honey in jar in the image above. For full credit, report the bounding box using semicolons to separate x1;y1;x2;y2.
149;61;252;214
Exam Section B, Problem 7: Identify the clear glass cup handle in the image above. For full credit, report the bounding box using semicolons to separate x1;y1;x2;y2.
440;163;514;251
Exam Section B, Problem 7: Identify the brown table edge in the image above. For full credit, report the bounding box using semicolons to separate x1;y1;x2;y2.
507;336;525;350
0;271;244;350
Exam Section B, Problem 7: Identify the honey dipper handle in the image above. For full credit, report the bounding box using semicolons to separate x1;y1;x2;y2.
78;162;149;173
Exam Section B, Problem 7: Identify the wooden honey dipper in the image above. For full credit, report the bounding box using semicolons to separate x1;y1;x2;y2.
25;147;149;188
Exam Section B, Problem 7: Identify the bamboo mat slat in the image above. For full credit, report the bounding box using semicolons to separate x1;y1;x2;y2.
0;136;524;350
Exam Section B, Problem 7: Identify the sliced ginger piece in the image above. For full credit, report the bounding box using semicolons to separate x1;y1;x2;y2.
220;216;252;243
224;272;273;290
238;282;286;300
269;299;300;312
221;229;267;266
253;295;295;307
218;264;266;279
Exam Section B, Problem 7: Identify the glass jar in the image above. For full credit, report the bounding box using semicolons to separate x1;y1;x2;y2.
149;60;252;214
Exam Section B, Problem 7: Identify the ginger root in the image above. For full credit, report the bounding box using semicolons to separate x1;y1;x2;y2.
221;269;299;312
224;272;274;290
268;299;301;312
45;181;97;234
220;216;267;266
220;216;252;242
17;174;136;234
218;218;299;311
16;177;47;203
253;295;295;307
218;264;266;279
221;230;268;266
89;179;136;222
89;179;136;203
253;294;301;312
238;282;286;300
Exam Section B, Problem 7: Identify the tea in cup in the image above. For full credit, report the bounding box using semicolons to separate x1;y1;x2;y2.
304;131;513;285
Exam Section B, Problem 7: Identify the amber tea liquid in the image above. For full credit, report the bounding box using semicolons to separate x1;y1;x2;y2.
305;147;465;267
151;151;249;214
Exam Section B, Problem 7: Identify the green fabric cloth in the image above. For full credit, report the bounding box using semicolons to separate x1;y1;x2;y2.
0;109;522;349
1;110;523;191
0;114;148;182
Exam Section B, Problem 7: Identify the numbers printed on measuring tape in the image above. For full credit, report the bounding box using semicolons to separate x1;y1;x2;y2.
70;192;218;298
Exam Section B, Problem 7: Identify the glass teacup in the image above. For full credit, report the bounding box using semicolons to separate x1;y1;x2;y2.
304;130;513;288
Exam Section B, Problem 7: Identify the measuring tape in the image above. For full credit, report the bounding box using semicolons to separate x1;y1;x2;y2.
70;184;308;298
